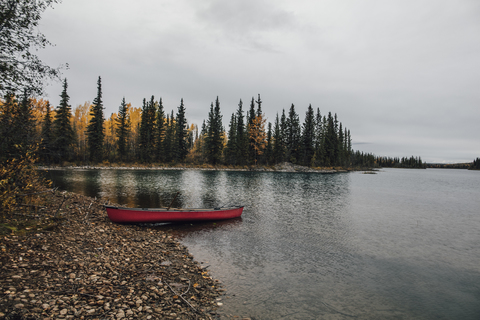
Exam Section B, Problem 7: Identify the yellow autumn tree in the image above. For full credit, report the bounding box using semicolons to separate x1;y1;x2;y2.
72;102;92;162
249;114;267;166
127;106;142;160
104;112;118;161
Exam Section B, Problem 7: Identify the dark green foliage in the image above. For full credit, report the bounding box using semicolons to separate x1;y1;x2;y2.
39;102;54;163
163;110;176;163
286;104;301;163
324;112;337;166
225;113;237;165
265;122;273;165
272;113;284;163
0;0;62;96
247;97;256;164
175;98;188;162
139;96;156;162
375;156;425;168
155;98;165;162
87;77;104;163
471;158;480;170
116;97;130;160
256;94;262;117
53;79;75;163
301;104;315;166
235;99;247;166
205;97;224;165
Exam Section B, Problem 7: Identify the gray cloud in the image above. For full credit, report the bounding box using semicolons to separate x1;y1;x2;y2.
36;0;480;163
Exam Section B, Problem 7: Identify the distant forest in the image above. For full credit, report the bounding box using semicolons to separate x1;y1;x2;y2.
0;77;457;170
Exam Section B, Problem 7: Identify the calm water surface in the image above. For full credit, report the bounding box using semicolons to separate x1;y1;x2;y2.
45;168;480;319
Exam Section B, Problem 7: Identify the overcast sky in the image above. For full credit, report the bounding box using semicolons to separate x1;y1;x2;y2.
37;0;480;163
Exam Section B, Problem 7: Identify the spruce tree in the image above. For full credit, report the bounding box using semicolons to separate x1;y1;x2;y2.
116;97;130;161
265;121;273;165
155;98;165;162
53;79;75;163
225;113;237;165
324;112;337;166
247;97;256;164
39;102;54;163
175;98;188;162
87;76;105;163
235;99;247;165
273;113;283;164
314;108;323;166
205;97;224;165
302;104;315;166
286;104;300;163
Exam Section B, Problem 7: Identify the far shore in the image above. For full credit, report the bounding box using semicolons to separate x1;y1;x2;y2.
38;162;355;174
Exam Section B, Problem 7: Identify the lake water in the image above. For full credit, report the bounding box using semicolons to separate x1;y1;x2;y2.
45;168;480;319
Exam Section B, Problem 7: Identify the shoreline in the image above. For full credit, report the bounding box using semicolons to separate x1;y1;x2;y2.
38;162;351;174
0;191;223;319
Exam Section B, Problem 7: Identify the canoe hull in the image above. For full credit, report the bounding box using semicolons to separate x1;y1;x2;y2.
105;205;244;223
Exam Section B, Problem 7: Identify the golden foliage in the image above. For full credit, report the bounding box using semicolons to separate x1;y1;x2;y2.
249;115;267;163
0;148;48;221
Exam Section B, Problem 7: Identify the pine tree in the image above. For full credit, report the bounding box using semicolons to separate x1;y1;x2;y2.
286;104;301;164
87;76;105;163
302;104;315;166
273;113;284;164
225;113;237;165
139;96;156;162
0;93;16;162
53;79;75;163
235;99;247;165
255;94;262;117
265;122;273;165
155;98;165;162
247;97;256;164
175;98;188;162
39;101;54;163
313;108;323;166
163;112;174;163
205;97;224;165
116;97;130;161
324;112;337;166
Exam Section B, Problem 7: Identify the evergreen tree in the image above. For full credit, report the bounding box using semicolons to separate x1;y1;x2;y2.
39;101;54;163
265;121;273;165
53;79;75;163
87;76;105;163
116;97;130;161
163;112;174;163
247;97;256;163
175;98;188;162
139;96;156;162
255;94;262;117
286;104;301;163
225;113;237;165
272;113;283;163
0;93;16;162
338;122;345;166
302;104;315;166
155;98;165;162
235;99;247;165
205;97;224;165
313;108;323;166
324;112;337;166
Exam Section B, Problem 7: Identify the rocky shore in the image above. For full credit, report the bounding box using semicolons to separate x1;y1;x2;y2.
0;191;224;320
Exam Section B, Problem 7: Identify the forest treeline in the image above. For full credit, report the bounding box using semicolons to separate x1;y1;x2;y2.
1;77;432;170
0;77;372;168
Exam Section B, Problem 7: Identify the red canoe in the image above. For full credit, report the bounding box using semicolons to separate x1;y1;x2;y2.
104;205;244;223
